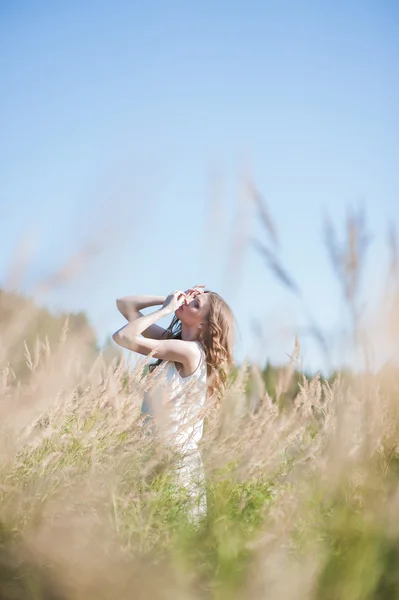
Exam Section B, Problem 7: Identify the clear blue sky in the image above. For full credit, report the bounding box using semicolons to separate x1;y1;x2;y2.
1;1;398;372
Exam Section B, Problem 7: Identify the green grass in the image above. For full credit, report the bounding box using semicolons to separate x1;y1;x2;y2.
2;334;399;600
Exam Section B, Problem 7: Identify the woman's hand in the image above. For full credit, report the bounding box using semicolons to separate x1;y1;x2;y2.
183;284;205;304
161;290;187;314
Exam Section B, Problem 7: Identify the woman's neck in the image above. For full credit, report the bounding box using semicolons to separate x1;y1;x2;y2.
181;324;200;342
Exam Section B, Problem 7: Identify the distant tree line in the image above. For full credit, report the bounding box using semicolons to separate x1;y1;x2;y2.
0;288;103;380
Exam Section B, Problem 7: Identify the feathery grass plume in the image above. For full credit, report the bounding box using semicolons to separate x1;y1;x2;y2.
59;318;69;344
324;206;371;329
250;184;329;366
252;238;300;294
23;340;33;372
275;336;301;405
247;364;266;413
247;178;279;248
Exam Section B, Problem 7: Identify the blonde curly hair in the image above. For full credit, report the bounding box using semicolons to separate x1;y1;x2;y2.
149;290;234;399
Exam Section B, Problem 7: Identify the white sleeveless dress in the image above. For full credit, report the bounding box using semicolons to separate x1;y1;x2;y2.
141;341;207;517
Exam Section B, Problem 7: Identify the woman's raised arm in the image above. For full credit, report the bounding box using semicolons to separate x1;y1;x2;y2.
116;294;167;340
116;295;165;320
113;291;201;374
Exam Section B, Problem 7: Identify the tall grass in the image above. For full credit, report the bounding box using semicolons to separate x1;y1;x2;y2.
1;206;399;599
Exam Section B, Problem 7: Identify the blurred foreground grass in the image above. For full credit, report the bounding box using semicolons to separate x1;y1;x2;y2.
1;324;399;600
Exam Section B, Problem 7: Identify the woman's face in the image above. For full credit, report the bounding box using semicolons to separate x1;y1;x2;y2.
175;292;210;328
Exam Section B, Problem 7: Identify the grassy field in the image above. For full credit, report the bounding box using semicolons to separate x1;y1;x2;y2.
1;319;399;600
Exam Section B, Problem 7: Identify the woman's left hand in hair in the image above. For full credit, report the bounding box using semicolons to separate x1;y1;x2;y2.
184;284;205;304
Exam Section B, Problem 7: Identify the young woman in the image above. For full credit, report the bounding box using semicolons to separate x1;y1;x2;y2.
112;285;234;517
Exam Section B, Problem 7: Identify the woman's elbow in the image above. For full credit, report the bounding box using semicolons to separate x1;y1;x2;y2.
112;331;123;346
112;330;138;351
